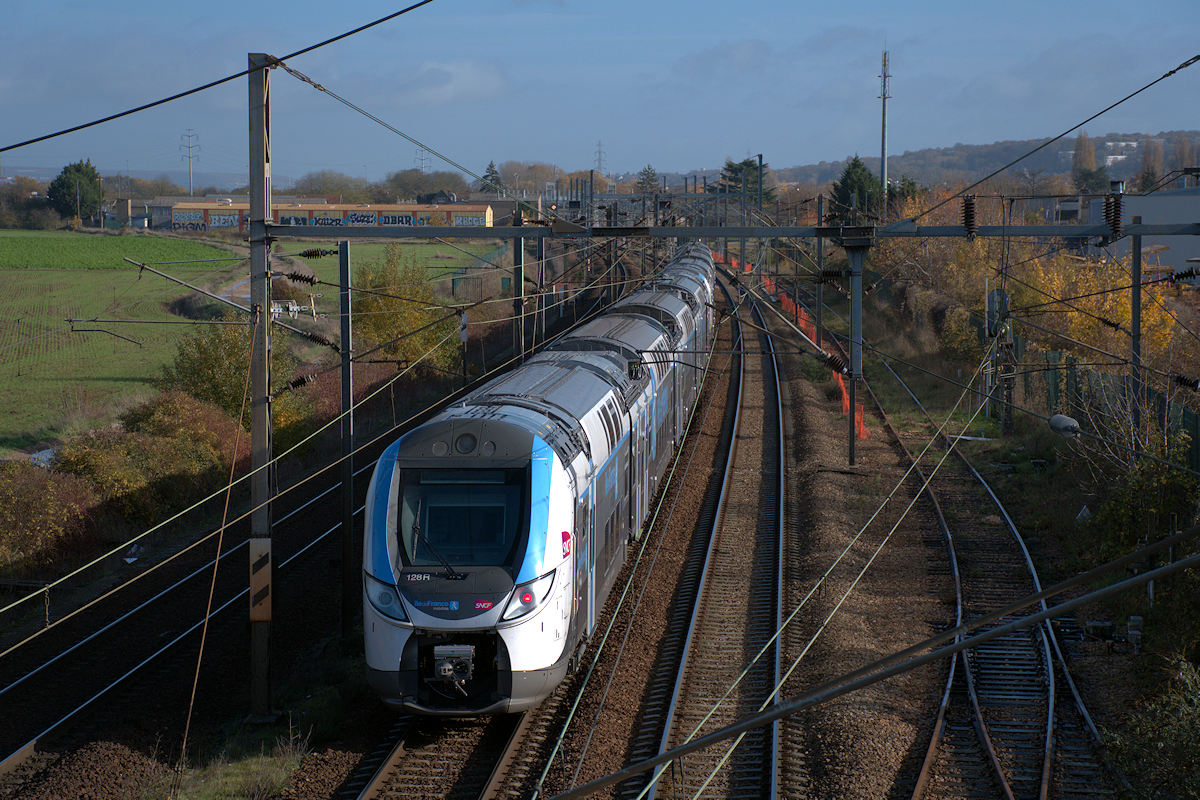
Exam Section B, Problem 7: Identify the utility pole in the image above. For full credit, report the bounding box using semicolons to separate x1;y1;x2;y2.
845;236;871;466
247;53;275;719
1132;213;1143;448
757;153;763;211
512;208;524;362
879;50;891;221
339;241;355;639
815;194;824;349
180;129;200;197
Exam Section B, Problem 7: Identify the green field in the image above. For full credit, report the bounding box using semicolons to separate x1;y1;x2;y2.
0;229;240;270
0;230;245;452
276;239;508;287
0;231;510;453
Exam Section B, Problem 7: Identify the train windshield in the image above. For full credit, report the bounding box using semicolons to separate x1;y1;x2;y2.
397;469;528;568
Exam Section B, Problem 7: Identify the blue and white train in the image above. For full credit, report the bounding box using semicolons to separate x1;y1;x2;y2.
362;242;716;714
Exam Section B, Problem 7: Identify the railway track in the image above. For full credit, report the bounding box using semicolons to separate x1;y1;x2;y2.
338;712;530;800
856;344;1121;799
0;247;625;792
615;274;784;799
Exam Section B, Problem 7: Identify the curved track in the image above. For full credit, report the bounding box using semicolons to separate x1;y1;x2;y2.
857;344;1121;799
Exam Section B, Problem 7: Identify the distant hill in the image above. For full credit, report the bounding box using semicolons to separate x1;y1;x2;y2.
775;130;1200;188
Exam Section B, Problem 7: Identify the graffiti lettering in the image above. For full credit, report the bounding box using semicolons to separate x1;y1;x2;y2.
172;210;204;223
454;216;487;226
346;211;377;225
209;213;239;229
311;216;344;226
171;222;207;232
379;214;421;226
279;215;308;226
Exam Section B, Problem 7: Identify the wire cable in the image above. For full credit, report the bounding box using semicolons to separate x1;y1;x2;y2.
0;1;437;154
911;54;1200;222
173;303;256;795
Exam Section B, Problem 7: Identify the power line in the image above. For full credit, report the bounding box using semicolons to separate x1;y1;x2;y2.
274;60;563;224
0;0;437;154
911;53;1200;222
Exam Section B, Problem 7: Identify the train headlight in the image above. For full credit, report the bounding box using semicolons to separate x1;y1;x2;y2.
364;573;409;622
501;570;556;621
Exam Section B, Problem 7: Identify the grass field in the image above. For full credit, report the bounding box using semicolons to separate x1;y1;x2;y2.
0;229;239;270
0;230;245;453
0;232;511;454
276;239;508;286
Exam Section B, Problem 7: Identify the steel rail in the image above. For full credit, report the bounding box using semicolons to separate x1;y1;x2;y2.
641;273;746;800
0;515;344;776
874;351;1119;797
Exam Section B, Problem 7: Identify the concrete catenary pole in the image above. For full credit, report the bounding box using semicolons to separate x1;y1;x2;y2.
339;241;355;639
879;50;891;221
248;52;275;718
513;208;524;362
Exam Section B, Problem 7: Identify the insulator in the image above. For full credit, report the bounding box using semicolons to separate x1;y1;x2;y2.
1102;195;1114;228
1100;317;1121;331
1171;266;1198;282
962;195;978;238
823;352;848;374
284;271;317;286
1110;193;1124;237
819;269;844;283
298;248;336;258
1174;374;1200;392
303;331;339;352
270;374;315;399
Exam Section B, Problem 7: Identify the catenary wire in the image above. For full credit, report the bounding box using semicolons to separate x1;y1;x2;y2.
911;53;1200;222
0;1;437;154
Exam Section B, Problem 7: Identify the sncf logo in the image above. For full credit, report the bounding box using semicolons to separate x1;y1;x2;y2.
475;600;493;610
562;530;572;558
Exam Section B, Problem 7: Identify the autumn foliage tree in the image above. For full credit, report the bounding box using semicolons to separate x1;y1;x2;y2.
352;244;460;375
160;315;310;444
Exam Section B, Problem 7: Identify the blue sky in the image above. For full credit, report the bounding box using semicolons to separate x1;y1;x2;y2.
3;0;1197;185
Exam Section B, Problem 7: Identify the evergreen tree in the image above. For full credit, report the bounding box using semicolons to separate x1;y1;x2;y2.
47;159;102;221
706;158;777;204
828;156;881;222
886;175;924;218
635;164;659;194
478;161;505;195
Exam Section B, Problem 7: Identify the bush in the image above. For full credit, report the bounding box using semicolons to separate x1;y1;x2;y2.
1086;434;1200;560
55;428;227;524
0;462;96;570
940;305;984;362
160;315;313;450
1106;655;1200;798
120;390;248;470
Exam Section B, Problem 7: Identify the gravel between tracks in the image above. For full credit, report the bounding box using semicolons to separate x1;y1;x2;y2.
5;290;1135;800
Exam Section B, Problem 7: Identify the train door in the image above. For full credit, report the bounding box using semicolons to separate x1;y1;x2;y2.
574;490;593;634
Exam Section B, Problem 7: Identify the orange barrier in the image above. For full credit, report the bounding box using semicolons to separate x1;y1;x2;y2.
855;404;870;439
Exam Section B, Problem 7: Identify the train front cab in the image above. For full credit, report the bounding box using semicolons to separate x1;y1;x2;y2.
363;418;578;715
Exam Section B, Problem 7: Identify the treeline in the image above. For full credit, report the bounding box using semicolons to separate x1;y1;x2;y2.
777;130;1200;188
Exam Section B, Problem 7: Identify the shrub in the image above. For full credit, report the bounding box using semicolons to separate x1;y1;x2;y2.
120;390;248;470
160;315;312;449
55;428;226;524
0;462;96;570
1086;433;1200;560
1105;655;1200;798
940;305;984;362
